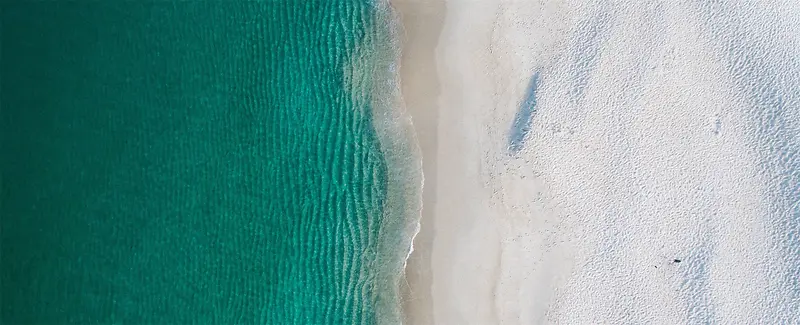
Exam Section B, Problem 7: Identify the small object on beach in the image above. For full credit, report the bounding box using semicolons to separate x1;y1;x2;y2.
673;259;681;263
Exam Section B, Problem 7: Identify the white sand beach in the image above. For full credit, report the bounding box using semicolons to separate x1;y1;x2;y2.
394;0;800;323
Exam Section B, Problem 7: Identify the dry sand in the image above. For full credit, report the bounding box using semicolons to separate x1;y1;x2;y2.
393;0;800;324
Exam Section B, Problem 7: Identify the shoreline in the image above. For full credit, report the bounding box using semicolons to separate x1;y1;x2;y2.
390;0;446;324
391;0;579;323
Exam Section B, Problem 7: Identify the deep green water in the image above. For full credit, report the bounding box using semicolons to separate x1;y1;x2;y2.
1;1;401;324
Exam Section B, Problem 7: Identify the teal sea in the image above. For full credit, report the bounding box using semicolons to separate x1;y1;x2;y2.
1;1;418;324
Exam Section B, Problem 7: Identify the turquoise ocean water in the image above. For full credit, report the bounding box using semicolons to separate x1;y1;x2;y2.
1;1;416;324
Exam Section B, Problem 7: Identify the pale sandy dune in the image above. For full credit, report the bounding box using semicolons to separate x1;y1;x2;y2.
394;0;800;324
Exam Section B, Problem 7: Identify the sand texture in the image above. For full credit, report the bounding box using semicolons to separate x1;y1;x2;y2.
395;0;800;324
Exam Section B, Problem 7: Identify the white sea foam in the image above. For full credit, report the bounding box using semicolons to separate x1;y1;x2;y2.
348;1;425;324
